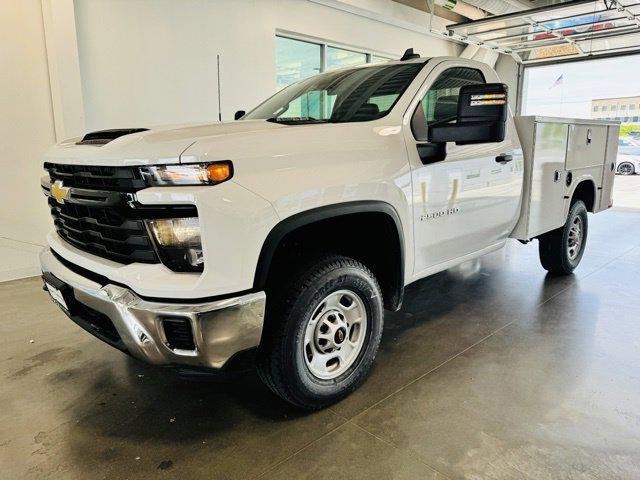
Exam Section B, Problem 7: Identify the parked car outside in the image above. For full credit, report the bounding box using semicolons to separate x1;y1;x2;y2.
616;154;640;175
617;137;640;174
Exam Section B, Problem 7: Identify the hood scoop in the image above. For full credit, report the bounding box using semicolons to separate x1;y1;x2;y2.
76;128;149;146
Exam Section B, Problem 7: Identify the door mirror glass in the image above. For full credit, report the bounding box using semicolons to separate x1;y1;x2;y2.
234;110;246;120
428;83;508;145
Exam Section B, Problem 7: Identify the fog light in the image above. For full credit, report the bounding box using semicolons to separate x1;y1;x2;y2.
146;218;204;272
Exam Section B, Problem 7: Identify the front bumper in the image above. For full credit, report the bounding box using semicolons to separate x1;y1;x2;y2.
40;248;266;370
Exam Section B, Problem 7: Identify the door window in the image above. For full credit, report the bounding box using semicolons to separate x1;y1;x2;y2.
412;67;485;140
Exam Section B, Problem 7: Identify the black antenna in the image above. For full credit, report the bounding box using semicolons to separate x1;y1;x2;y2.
400;48;420;61
217;54;222;122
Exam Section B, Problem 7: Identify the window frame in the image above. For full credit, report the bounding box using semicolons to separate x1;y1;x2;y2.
410;66;487;142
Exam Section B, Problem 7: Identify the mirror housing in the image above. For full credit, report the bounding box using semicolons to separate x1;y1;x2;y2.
428;83;508;146
234;110;246;120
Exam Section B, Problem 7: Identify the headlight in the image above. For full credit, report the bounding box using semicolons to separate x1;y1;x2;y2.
140;162;232;186
146;217;203;272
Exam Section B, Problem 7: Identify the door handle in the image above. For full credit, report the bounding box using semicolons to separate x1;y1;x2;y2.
495;154;513;164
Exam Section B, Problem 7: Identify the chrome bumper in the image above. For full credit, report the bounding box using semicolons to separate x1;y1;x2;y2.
40;248;266;370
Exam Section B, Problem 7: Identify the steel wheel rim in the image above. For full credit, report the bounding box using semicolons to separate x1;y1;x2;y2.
303;289;368;380
567;215;583;260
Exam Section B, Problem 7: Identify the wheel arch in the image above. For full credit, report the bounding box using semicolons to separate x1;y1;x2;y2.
569;178;597;212
253;201;405;311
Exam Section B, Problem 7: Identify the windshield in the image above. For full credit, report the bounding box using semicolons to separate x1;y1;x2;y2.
244;63;424;123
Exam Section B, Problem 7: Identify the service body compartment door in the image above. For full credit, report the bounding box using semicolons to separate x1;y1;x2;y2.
597;125;618;211
566;124;607;170
527;122;568;237
511;117;568;240
530;123;568;237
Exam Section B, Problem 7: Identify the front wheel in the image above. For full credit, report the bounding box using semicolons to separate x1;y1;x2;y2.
257;254;383;410
538;200;588;275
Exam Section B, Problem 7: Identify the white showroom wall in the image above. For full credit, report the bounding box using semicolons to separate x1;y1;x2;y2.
0;0;58;280
73;0;461;130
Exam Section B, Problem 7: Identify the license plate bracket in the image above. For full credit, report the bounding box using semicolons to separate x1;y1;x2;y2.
42;272;73;314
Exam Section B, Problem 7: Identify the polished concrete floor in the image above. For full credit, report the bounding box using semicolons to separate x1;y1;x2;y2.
2;207;640;479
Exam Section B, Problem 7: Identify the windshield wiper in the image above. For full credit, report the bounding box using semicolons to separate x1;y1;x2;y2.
266;117;330;125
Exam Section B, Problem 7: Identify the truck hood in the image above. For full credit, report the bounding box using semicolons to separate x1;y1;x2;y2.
44;120;286;166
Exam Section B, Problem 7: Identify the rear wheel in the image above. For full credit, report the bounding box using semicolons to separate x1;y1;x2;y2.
257;254;383;410
617;162;635;175
538;200;588;275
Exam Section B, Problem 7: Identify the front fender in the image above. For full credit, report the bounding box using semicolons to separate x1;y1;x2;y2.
252;200;405;292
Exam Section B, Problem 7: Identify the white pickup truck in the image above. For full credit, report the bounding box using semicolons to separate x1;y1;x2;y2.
40;52;618;409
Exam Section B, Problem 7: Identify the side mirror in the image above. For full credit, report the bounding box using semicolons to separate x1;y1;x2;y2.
234;110;246;120
428;83;508;145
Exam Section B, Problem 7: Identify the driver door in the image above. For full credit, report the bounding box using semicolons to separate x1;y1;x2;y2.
404;62;523;277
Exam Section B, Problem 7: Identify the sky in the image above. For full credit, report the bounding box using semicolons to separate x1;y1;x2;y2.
522;53;640;118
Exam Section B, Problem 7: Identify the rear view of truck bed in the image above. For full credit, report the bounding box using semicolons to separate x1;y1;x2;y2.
511;116;619;240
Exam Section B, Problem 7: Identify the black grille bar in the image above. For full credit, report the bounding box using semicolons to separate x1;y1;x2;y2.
44;162;147;192
49;197;159;264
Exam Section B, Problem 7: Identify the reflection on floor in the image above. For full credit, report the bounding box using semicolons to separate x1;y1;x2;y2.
613;175;640;210
2;208;640;479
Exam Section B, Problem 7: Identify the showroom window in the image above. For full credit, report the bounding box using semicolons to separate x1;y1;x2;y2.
326;47;367;71
275;35;391;89
371;55;389;63
276;37;322;90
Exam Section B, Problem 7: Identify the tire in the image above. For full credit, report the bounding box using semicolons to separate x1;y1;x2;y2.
257;254;384;410
538;200;588;275
617;162;635;175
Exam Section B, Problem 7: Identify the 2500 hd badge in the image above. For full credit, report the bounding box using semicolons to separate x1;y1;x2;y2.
420;207;460;221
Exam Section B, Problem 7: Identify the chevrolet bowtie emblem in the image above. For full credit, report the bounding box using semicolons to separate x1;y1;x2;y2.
51;180;71;203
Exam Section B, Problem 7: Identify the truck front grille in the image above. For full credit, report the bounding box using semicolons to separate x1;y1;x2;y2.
44;162;147;192
49;197;159;264
44;163;197;266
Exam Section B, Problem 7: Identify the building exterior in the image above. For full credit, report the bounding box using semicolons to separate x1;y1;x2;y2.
591;96;640;123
